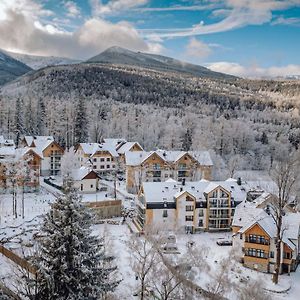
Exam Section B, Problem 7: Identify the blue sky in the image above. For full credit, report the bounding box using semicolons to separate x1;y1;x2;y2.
0;0;300;77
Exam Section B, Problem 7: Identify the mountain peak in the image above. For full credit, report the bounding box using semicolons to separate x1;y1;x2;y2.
86;47;236;80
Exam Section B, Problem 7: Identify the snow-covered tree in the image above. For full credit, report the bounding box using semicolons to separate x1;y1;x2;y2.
28;177;119;299
74;98;88;144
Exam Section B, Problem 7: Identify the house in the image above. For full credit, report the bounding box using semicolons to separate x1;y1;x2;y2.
75;143;119;175
135;178;246;233
71;167;100;193
125;150;213;193
116;141;143;163
21;136;64;176
232;193;300;274
0;147;41;193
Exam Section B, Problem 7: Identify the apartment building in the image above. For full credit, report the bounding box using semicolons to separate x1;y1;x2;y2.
75;143;119;174
0;147;41;193
125;149;213;193
21;136;64;176
232;193;300;274
135;178;246;233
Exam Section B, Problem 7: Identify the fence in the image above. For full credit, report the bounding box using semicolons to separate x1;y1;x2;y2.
0;244;36;274
43;178;63;191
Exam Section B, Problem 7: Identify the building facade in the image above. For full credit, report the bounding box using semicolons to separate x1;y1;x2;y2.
232;194;300;274
135;179;245;233
125;150;213;194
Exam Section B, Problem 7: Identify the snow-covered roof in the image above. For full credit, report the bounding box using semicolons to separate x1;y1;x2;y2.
239;212;300;250
79;142;119;157
71;166;97;181
141;179;247;204
125;150;213;166
104;138;126;148
117;142;143;154
0;146;15;157
23;136;55;157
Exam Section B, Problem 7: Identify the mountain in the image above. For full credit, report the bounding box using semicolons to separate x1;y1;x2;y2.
5;51;82;70
0;50;32;85
86;46;236;80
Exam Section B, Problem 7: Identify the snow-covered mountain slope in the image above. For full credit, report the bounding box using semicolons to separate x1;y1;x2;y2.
0;50;32;85
5;51;82;70
86;46;236;80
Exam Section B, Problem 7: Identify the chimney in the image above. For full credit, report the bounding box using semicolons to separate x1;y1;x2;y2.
182;178;186;186
237;177;242;185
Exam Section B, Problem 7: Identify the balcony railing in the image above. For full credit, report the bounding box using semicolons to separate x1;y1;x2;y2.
244;253;268;259
209;214;230;219
245;237;270;245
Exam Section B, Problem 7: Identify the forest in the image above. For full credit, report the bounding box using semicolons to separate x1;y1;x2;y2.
1;63;300;178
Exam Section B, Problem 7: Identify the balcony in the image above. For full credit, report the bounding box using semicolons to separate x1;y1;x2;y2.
245;236;270;245
209;214;230;219
244;253;269;259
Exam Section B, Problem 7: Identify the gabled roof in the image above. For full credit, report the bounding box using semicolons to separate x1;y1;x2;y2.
71;166;99;181
125;149;213;166
117;142;143;154
78;142;119;157
141;179;247;204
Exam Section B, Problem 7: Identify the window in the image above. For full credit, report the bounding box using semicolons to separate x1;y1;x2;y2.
186;196;194;202
111;157;114;161
185;216;193;222
198;219;203;227
198;210;204;217
80;184;83;191
240;233;243;240
153;163;160;170
100;158;105;162
221;190;228;198
107;157;111;161
163;210;168;218
284;252;291;259
107;165;110;169
211;190;218;198
93;165;96;169
112;165;115;168
100;165;104;169
93;158;97;162
186;205;193;211
270;251;274;258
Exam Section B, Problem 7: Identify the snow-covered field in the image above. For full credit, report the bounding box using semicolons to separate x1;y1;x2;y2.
93;224;299;300
0;184;299;299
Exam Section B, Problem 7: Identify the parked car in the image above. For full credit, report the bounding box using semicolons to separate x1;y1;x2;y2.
216;240;232;246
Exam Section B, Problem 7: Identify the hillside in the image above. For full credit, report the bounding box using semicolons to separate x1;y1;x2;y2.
5;50;82;70
0;50;32;85
86;46;236;80
1;62;299;172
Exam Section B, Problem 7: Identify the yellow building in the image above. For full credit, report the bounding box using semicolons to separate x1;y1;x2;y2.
233;193;300;274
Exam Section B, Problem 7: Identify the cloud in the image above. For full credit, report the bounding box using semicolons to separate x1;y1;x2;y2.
0;10;151;59
207;61;300;78
65;1;81;18
271;16;300;26
141;0;300;38
90;0;149;16
186;38;212;59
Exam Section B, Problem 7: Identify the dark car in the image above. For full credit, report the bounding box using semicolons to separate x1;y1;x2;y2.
216;240;232;246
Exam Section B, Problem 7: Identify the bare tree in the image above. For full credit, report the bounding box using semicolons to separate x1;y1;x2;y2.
269;150;300;284
127;232;158;300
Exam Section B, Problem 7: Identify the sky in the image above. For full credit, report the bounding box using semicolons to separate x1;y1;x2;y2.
0;0;300;78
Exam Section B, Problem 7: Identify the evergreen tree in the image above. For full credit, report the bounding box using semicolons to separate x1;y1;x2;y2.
181;128;193;151
36;97;46;135
14;98;24;147
260;131;268;145
28;178;119;299
25;99;35;135
74;98;88;144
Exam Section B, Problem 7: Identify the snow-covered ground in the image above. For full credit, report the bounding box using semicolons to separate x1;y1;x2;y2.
1;185;299;299
92;224;299;300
